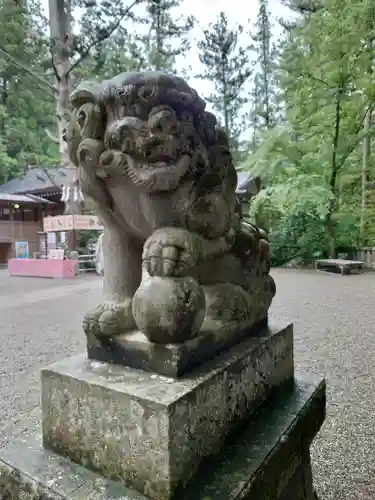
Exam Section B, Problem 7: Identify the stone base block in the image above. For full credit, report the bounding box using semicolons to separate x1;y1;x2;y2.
87;317;268;378
181;375;326;500
41;321;293;500
0;376;325;500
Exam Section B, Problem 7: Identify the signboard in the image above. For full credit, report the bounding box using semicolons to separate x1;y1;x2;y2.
15;241;29;259
43;215;103;232
47;232;57;248
43;215;74;232
73;215;104;231
48;249;65;260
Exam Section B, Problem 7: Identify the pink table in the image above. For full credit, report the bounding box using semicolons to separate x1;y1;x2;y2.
8;258;78;279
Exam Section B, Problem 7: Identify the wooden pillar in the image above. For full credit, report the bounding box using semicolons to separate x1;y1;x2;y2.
67;229;76;250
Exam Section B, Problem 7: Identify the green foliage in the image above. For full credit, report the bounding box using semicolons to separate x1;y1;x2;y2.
78;30;145;81
0;0;196;185
72;0;145;72
80;0;195;76
0;0;59;183
269;210;329;265
77;229;98;252
244;0;375;260
3;0;375;267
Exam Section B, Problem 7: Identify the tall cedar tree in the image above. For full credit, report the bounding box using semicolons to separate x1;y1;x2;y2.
251;0;276;134
197;12;252;149
141;0;194;71
88;29;146;79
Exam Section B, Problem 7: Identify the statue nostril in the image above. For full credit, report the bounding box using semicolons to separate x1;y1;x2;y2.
145;136;162;153
150;123;164;135
77;110;86;128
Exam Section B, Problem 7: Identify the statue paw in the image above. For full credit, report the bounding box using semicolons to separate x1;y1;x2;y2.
83;299;135;337
142;227;201;277
204;284;254;323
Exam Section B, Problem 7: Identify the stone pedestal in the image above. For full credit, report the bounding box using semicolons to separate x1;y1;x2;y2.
87;317;269;378
42;321;293;500
0;376;324;500
0;320;326;500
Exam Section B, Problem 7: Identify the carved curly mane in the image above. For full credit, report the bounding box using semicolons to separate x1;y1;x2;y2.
66;71;237;194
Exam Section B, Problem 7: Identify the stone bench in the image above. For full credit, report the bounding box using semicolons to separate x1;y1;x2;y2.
315;258;364;275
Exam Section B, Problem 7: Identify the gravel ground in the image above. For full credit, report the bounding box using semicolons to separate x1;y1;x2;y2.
271;269;375;500
0;272;102;441
0;268;374;498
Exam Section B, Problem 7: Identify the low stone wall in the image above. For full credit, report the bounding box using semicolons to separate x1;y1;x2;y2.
8;258;78;278
351;247;375;269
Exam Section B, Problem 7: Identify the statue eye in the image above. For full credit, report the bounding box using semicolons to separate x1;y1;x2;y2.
122;135;135;152
105;120;136;151
180;111;193;123
115;126;135;152
148;106;179;135
167;120;180;135
150;114;180;136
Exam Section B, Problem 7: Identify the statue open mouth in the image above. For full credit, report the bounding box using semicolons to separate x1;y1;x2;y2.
97;148;192;193
126;153;191;193
146;153;177;165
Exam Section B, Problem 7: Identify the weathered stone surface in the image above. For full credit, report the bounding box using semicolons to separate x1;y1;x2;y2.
65;70;276;345
0;375;324;500
0;432;147;500
42;321;293;500
87;316;268;378
180;374;326;500
132;276;206;344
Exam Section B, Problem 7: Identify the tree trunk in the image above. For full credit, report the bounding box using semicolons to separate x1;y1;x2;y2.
49;0;83;215
260;0;271;129
360;106;371;245
359;9;374;246
220;54;229;137
155;4;162;70
326;89;343;258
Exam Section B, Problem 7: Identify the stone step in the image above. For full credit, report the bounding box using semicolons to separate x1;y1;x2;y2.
0;375;325;500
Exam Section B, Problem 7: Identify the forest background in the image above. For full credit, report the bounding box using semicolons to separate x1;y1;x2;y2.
1;0;374;263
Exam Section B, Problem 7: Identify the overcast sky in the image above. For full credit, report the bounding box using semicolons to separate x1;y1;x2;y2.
175;0;288;98
42;0;290;111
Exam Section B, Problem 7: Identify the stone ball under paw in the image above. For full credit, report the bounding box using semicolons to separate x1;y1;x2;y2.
132;276;206;344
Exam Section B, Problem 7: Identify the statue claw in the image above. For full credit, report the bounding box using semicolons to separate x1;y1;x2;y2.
83;299;135;337
142;227;201;277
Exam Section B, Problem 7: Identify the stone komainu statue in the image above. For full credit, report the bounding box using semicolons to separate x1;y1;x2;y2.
65;71;275;344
